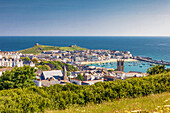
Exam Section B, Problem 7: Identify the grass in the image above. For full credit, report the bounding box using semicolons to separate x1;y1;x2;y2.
59;46;88;51
46;92;170;113
18;45;88;54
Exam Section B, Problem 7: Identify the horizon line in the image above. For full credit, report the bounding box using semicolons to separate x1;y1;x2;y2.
0;35;170;37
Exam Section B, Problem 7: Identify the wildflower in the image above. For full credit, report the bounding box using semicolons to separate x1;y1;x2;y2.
124;110;131;113
131;110;142;113
164;100;168;102
81;110;85;112
164;105;170;107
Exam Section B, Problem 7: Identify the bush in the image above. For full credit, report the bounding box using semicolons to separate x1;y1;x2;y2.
0;65;36;90
0;72;169;112
147;64;170;75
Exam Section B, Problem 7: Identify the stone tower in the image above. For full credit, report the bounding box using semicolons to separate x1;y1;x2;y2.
117;59;124;72
63;66;68;81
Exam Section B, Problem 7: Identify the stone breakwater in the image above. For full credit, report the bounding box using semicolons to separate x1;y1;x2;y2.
136;56;170;66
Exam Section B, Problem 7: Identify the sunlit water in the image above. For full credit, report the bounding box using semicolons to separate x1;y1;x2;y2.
87;61;170;73
0;36;170;72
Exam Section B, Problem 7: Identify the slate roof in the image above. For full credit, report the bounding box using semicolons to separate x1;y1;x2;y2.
41;70;63;80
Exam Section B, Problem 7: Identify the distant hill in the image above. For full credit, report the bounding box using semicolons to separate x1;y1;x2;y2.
18;44;88;54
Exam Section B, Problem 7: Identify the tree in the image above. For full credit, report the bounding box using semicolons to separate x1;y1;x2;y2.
37;61;78;72
65;64;78;72
166;68;170;72
67;71;70;76
0;65;36;90
22;57;31;61
37;64;51;71
147;64;166;75
32;58;39;64
108;69;113;72
76;74;84;81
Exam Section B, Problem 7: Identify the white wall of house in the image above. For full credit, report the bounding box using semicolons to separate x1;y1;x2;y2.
0;72;2;76
70;79;82;85
125;73;144;78
0;59;23;67
33;80;42;87
30;62;35;67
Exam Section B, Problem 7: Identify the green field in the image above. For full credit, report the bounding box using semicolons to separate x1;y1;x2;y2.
47;92;170;113
18;44;88;54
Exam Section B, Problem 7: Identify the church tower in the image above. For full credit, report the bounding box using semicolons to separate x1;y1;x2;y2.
63;66;68;81
117;59;124;72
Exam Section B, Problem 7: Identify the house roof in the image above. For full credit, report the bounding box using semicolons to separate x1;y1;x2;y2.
127;71;143;74
70;78;81;81
0;68;13;72
113;71;124;74
42;70;63;80
104;75;116;78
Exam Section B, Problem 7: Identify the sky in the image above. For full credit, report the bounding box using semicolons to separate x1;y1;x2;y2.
0;0;170;36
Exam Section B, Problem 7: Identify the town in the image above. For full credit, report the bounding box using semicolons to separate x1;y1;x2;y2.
0;44;146;86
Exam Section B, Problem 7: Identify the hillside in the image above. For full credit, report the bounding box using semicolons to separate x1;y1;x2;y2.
48;92;170;113
0;72;169;112
18;44;88;54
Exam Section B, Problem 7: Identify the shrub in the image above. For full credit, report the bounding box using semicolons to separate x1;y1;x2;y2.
0;65;36;90
0;72;169;112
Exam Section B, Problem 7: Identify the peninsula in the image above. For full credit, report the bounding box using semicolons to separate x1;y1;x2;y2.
18;44;88;54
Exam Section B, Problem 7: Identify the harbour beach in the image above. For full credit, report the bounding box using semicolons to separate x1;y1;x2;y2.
80;58;138;65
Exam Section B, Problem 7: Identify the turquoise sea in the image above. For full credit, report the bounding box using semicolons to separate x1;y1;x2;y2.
0;36;170;72
87;61;170;73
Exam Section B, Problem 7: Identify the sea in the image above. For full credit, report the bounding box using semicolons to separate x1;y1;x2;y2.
0;36;170;72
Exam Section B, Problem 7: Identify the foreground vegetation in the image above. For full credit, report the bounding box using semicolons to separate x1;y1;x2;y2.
18;44;88;54
48;92;170;113
0;66;36;90
147;64;170;75
0;69;169;112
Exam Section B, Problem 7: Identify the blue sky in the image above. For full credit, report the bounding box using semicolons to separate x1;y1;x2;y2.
0;0;170;36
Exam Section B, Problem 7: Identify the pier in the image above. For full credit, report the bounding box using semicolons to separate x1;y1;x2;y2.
135;56;170;66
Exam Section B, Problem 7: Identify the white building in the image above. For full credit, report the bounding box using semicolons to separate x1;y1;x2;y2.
0;58;23;67
125;71;146;78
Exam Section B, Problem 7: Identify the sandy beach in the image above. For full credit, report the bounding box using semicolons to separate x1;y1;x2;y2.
80;58;138;65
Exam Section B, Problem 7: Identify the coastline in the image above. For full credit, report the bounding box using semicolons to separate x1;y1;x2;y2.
80;58;138;65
